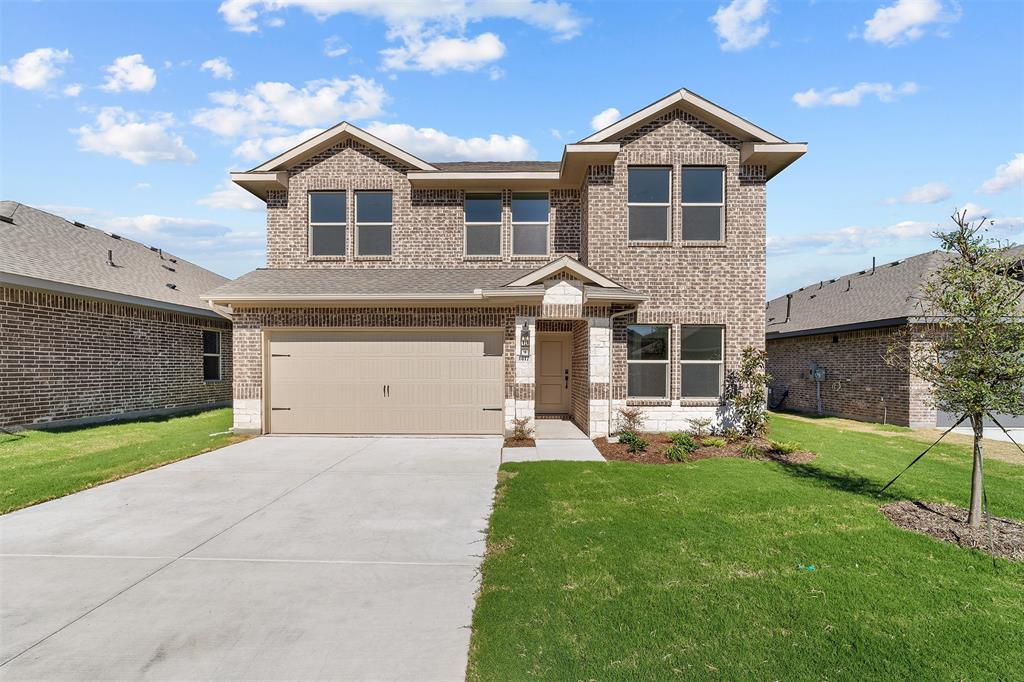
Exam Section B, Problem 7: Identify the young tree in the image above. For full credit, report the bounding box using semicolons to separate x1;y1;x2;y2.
728;346;772;438
887;210;1024;527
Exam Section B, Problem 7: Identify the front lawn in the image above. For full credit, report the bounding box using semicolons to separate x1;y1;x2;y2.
0;408;244;514
468;413;1024;680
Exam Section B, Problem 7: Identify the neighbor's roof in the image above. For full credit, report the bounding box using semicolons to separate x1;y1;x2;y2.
0;201;228;317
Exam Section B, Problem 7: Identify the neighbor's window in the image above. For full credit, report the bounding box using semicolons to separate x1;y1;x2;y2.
628;166;671;241
627;325;670;398
680;326;724;398
202;330;221;381
309;191;346;256
465;193;501;256
356;190;393;256
681;167;725;241
512;192;548;256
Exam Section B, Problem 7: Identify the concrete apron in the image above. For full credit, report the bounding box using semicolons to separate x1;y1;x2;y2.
0;436;501;680
503;419;606;463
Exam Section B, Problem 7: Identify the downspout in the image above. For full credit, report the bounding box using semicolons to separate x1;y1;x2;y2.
606;306;639;438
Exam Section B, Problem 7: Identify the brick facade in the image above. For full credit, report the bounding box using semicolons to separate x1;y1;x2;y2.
766;325;937;427
0;285;232;429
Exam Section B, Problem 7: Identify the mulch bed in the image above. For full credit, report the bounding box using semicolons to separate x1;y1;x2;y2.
881;500;1024;562
594;433;816;465
503;437;536;448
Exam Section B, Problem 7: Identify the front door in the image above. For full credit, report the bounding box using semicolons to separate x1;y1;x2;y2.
536;332;571;415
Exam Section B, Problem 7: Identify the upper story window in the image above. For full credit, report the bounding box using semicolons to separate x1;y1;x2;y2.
681;167;725;241
465;193;501;256
356;190;392;256
627;325;670;398
309;191;346;256
511;192;548;256
202;330;222;381
680;325;724;398
627;167;671;241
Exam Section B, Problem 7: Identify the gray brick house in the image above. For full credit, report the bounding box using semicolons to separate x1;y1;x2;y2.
0;202;232;429
765;248;1024;428
204;89;805;437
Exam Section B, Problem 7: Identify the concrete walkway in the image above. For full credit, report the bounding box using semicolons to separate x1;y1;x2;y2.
950;426;1024;445
0;436;501;680
503;420;605;463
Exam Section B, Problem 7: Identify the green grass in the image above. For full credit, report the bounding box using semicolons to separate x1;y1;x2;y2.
0;408;242;514
468;413;1024;680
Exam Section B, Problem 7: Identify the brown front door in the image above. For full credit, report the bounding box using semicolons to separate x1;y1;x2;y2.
535;332;571;415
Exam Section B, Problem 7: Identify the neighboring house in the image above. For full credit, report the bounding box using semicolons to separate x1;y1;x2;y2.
204;89;805;437
765;247;1024;428
0;202;232;429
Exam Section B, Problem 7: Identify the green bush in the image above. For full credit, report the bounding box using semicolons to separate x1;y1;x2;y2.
741;442;762;458
619;431;648;454
665;444;690;462
769;440;798;454
669;432;699;453
703;436;727;448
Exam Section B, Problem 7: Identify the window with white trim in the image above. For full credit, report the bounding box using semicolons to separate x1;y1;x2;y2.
680;326;724;398
309;191;346;256
465;193;501;256
627;166;671;241
511;192;548;256
202;330;221;381
627;325;670;398
356;190;392;256
681;167;725;241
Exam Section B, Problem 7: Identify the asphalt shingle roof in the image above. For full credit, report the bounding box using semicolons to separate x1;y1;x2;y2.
766;246;1024;338
204;267;541;299
0;201;228;315
430;161;561;172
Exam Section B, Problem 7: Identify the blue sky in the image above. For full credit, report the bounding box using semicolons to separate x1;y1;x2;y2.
1;0;1022;297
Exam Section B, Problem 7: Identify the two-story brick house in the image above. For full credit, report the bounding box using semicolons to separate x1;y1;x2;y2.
203;89;805;437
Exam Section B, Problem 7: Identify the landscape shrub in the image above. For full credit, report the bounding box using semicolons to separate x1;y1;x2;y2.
686;416;713;438
703;436;727;448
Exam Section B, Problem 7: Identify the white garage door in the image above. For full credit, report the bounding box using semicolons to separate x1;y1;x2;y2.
267;330;505;435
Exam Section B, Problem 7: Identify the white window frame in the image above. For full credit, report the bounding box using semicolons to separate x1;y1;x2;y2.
626;324;671;399
681;166;725;242
679;325;725;399
464;192;502;257
627;166;672;242
511;192;549;257
308;190;347;257
355;190;393;257
202;330;222;382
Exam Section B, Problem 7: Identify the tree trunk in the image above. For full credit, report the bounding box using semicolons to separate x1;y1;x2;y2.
968;413;984;528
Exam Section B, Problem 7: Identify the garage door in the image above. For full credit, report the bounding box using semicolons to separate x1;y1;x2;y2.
267;330;504;435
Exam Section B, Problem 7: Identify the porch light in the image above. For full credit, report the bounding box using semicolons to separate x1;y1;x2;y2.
519;321;531;358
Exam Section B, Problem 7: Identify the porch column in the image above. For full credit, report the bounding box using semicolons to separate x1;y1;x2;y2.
588;317;611;437
509;314;537;434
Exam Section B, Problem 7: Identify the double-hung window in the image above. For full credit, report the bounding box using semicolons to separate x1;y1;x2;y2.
202;330;221;381
680;326;724;398
627;325;670;398
628;166;671;241
356;190;392;256
465;193;501;256
309;191;346;256
681;167;725;241
511;192;548;256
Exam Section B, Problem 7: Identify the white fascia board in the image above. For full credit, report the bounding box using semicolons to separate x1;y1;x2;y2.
740;142;808;179
230;171;289;200
505;255;623;288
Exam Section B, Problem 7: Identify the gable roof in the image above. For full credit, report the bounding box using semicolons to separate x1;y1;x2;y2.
506;255;624;288
0;201;228;318
431;161;561;172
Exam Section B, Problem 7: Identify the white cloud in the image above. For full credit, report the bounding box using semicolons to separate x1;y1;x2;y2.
74;107;196;165
102;214;264;253
793;81;918;108
590;107;620;131
200;57;234;80
381;32;505;73
101;54;157;92
863;0;960;46
960;202;991;221
232;127;324;161
323;36;349;57
885;181;951;205
192;76;387;137
134;182;152;190
0;48;71;90
364;122;535;161
198;180;264;211
710;0;770;51
63;83;83;97
979;153;1024;194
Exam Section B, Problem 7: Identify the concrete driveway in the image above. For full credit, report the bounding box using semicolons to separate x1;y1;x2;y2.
0;436;501;680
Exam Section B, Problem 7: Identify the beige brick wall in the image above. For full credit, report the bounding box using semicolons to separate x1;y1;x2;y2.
0;285;232;429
